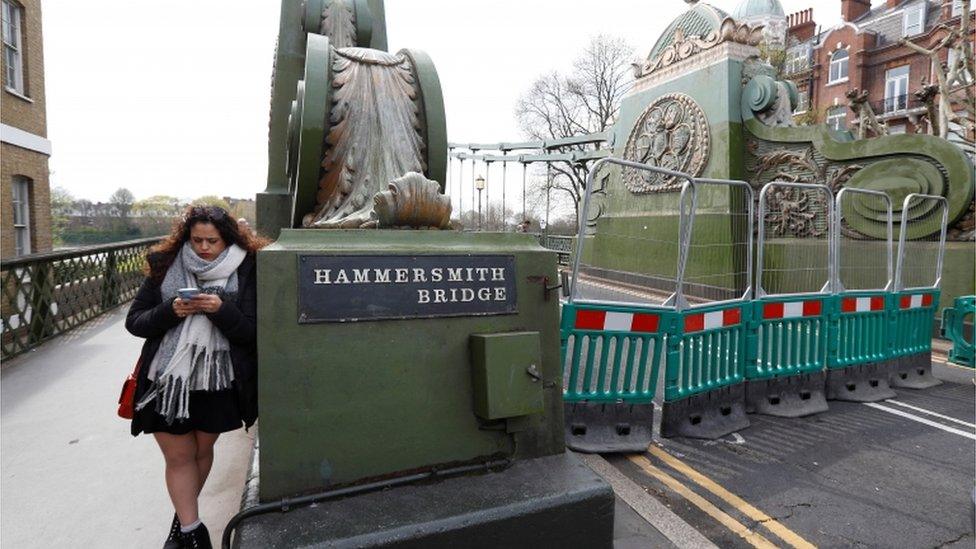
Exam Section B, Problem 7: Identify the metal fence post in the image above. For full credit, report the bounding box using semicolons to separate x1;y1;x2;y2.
27;261;53;345
101;249;119;310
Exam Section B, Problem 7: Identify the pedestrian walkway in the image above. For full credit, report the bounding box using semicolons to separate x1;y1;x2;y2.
1;308;252;548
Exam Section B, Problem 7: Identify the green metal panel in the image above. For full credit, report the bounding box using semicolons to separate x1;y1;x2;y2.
400;48;448;190
749;296;830;380
258;230;565;500
470;332;544;420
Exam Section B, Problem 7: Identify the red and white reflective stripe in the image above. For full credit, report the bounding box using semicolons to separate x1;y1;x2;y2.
574;309;659;333
899;293;933;309
684;308;740;333
841;296;885;313
762;300;822;320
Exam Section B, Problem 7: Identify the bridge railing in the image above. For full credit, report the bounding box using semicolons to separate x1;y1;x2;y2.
1;236;160;360
538;234;574;265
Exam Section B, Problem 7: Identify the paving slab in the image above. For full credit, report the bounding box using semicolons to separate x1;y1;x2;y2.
0;308;252;548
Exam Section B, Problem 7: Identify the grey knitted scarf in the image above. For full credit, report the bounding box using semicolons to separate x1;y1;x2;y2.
136;243;246;424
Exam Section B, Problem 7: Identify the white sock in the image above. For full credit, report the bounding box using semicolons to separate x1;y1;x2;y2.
180;519;202;533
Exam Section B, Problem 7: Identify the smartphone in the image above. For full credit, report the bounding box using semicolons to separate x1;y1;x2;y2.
177;287;201;300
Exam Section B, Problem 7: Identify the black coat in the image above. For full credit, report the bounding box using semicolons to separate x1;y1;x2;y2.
125;253;258;435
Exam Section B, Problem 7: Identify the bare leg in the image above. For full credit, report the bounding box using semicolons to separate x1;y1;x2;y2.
154;432;200;525
194;431;220;495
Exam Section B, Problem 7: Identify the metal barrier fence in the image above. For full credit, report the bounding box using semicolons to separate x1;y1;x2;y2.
562;158;695;451
555;161;951;448
561;159;756;448
890;194;948;388
825;188;896;401
750;182;832;416
539;234;574;265
1;237;159;360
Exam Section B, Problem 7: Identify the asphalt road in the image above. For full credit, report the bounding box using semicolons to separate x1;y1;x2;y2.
607;363;975;548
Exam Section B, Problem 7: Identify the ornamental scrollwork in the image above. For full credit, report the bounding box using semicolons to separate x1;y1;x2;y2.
622;93;710;193
635;18;764;78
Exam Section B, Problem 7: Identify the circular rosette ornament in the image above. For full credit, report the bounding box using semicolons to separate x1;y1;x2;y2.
622;93;710;193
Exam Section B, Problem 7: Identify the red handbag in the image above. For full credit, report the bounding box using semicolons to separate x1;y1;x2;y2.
117;357;142;419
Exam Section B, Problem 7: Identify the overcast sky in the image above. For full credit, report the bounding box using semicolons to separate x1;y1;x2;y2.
42;0;842;203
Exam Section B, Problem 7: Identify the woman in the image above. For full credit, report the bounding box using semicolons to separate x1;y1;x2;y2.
126;205;267;549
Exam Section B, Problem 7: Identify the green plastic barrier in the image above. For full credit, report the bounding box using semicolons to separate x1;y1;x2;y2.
559;302;672;451
823;290;897;401
746;295;831;416
941;295;975;367
667;303;748;401
561;302;669;404
831;292;889;368
888;290;941;388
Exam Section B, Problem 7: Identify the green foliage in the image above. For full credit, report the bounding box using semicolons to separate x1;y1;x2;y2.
192;195;232;211
133;195;183;216
793;106;825;127
757;41;786;78
50;186;75;246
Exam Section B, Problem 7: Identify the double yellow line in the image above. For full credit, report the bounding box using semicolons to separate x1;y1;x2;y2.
630;445;816;549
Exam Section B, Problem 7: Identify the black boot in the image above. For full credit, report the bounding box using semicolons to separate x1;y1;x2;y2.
182;522;212;549
163;513;182;549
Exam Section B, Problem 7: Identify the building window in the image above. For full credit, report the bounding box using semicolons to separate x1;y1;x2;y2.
829;49;849;83
952;0;964;17
1;0;23;94
794;90;809;113
884;65;910;112
11;175;31;256
785;45;811;74
827;106;847;131
903;3;926;37
888;124;907;134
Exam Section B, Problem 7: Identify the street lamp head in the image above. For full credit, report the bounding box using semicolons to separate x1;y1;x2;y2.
475;175;486;191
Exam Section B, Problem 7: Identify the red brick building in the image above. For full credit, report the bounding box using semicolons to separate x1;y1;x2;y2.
783;0;974;140
1;0;52;258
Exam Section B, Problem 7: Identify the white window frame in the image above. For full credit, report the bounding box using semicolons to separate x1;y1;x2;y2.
826;107;847;131
884;65;910;113
903;3;926;37
952;0;964;17
794;90;809;114
11;175;31;256
1;0;24;94
888;123;907;135
786;45;811;74
829;49;849;83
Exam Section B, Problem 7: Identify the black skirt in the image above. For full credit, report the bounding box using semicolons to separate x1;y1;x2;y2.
135;389;243;435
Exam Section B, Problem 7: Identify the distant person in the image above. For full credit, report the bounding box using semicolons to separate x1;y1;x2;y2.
237;217;252;235
126;205;268;548
517;220;531;233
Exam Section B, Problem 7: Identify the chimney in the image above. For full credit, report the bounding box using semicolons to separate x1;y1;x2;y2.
841;0;871;22
788;8;817;42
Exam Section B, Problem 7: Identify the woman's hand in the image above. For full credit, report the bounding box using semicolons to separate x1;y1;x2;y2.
172;298;196;318
191;293;223;314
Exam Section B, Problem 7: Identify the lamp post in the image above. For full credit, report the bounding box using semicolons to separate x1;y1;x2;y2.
475;175;486;230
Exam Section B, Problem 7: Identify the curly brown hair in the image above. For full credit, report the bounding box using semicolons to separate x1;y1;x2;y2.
144;205;271;283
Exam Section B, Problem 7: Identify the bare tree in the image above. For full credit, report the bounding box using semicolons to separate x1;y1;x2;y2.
109;188;135;218
902;0;975;153
515;35;635;229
